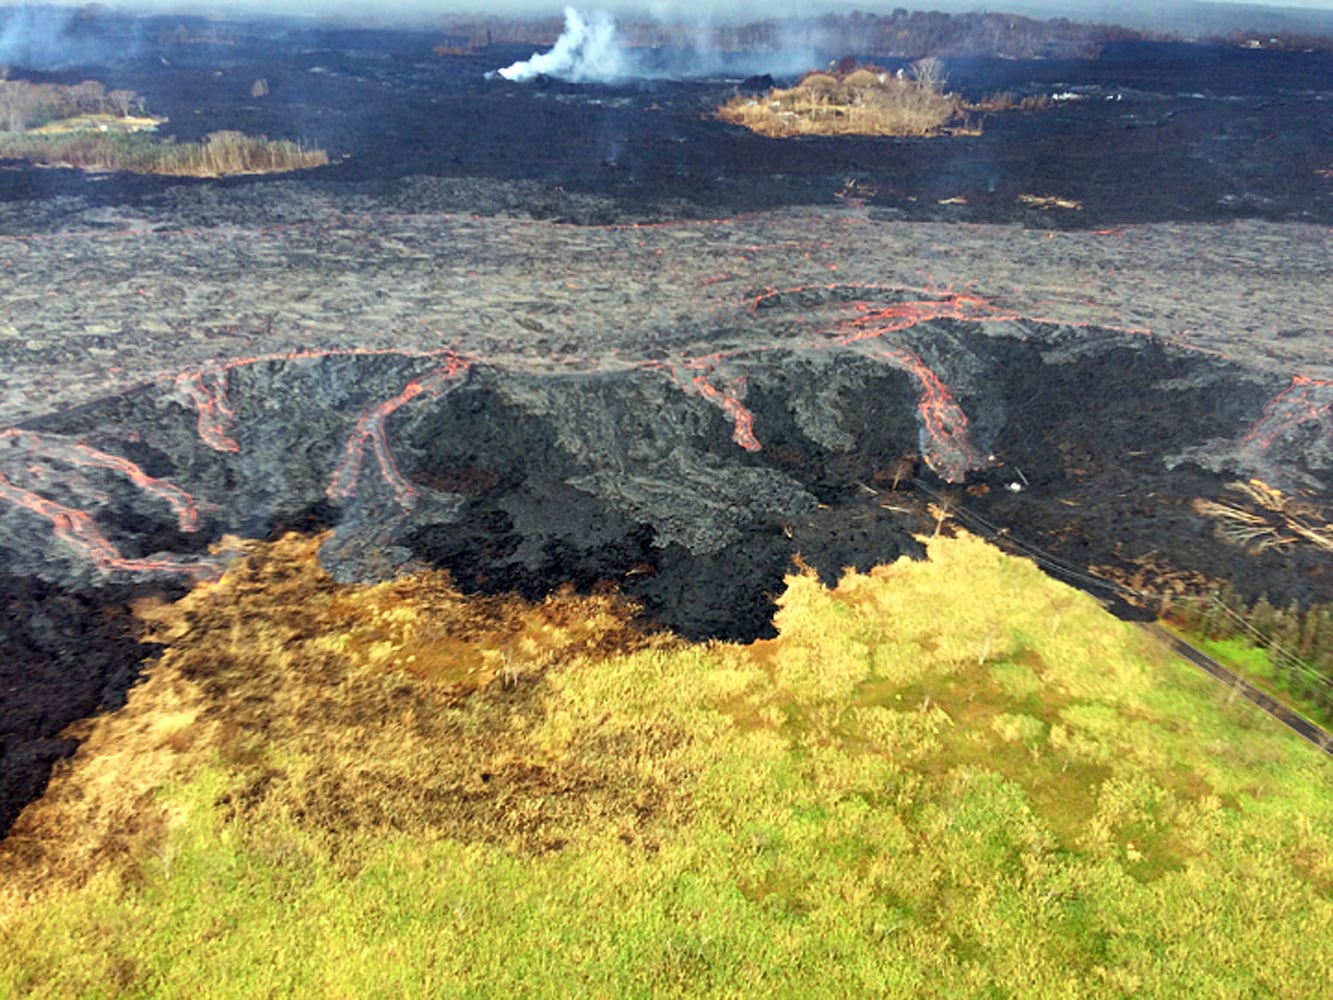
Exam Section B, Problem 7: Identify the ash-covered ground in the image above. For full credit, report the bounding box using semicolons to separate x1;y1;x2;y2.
1;14;1330;833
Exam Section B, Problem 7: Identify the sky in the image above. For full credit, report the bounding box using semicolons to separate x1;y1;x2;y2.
1;1;1328;17
0;1;1329;33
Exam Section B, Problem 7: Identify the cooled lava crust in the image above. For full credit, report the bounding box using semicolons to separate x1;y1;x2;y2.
2;14;1330;834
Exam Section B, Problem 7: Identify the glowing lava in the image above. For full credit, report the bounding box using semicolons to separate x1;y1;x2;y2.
175;370;239;453
0;428;204;532
328;353;472;508
652;354;761;452
0;468;214;578
0;427;213;577
0;346;475;579
863;348;985;482
1241;375;1333;457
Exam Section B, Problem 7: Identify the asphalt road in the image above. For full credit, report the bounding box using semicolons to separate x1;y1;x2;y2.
1139;622;1333;757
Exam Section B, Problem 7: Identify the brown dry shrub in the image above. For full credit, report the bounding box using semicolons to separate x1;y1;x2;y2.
799;72;838;92
842;68;881;89
0;533;694;906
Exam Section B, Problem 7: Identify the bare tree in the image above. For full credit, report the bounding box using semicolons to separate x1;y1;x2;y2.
909;57;946;94
0;81;38;132
73;80;106;114
108;89;136;117
889;453;918;491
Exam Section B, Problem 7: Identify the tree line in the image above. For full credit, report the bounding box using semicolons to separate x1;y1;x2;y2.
0;72;144;132
1169;585;1333;726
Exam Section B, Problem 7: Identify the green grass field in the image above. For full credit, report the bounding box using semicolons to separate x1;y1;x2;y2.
1177;631;1332;728
2;532;1328;997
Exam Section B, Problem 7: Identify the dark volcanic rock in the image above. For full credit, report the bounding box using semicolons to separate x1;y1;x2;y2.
738;73;776;94
1;322;1318;629
0;577;165;836
1;13;1330;839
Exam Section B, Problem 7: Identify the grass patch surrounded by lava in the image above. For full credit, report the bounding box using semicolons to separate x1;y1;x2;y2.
717;60;1047;139
0;76;327;177
0;129;329;177
1;532;1329;996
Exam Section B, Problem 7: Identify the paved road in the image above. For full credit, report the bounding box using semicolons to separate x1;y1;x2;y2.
1139;622;1333;758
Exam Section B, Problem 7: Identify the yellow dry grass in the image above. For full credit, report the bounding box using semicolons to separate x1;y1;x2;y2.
28;113;165;135
0;533;683;907
0;129;329;177
718;64;969;138
1017;193;1084;210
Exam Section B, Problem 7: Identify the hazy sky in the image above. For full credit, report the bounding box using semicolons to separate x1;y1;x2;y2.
4;1;1328;16
1;1;1330;26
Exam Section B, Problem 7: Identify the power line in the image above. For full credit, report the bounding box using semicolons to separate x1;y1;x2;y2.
908;479;1333;702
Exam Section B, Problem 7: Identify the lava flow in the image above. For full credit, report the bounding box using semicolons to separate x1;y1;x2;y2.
327;353;473;508
0;428;205;532
0;427;213;577
0;346;476;581
1241;375;1333;461
824;294;1001;480
865;347;985;482
644;286;1002;478
652;355;762;452
0;468;214;578
174;369;240;453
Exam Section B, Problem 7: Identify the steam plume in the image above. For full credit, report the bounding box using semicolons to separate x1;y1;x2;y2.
494;8;634;83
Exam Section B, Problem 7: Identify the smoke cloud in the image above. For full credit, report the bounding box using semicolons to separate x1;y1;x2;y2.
0;5;143;68
495;7;633;83
489;6;827;84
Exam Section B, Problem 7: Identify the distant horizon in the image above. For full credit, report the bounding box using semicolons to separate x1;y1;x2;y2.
0;0;1330;43
1;0;1330;19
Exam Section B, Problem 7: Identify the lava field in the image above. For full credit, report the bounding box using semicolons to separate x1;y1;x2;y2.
1;13;1330;834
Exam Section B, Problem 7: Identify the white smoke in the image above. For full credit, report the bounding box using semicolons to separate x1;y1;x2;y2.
493;8;635;83
0;5;142;68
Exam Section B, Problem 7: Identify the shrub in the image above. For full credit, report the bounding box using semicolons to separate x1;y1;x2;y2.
842;68;882;89
718;60;1047;140
798;72;838;92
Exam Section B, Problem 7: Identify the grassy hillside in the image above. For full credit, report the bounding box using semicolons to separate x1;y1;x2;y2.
1;531;1328;997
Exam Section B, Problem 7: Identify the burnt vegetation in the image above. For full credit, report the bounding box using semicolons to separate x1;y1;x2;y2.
438;9;1155;61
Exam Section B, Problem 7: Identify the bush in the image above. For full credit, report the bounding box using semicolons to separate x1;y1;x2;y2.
842;68;882;89
719;61;966;138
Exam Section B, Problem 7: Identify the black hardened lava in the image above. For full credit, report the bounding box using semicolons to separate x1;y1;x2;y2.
1;23;1330;230
2;15;1331;836
0;577;171;835
3;325;1328;835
